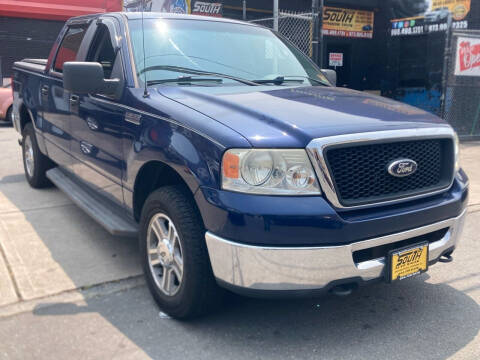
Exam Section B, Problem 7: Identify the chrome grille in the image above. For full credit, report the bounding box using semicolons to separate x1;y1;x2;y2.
306;128;456;209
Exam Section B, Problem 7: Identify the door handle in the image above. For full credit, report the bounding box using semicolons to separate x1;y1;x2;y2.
69;95;80;106
41;85;49;96
80;141;94;155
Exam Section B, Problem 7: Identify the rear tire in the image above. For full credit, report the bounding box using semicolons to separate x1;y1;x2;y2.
139;185;223;319
22;123;54;188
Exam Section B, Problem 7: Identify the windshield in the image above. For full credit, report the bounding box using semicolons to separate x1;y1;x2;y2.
128;18;330;86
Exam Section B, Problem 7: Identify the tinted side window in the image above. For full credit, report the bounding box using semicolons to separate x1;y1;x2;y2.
53;25;88;73
86;24;117;79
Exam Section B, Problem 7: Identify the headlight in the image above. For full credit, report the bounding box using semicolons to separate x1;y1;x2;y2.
454;132;460;172
221;149;321;195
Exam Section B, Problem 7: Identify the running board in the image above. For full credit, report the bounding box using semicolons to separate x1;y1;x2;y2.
46;168;138;237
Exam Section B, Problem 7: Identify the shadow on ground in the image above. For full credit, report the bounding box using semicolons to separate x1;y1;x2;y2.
0;171;141;299
31;273;480;360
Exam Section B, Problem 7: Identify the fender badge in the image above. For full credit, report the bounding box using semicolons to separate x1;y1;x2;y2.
125;112;141;125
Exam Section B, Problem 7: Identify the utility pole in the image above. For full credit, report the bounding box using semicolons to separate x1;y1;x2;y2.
440;12;453;118
273;0;279;31
312;0;324;67
242;0;246;20
318;0;324;68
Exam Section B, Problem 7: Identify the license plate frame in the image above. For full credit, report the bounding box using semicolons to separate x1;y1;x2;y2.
387;241;429;283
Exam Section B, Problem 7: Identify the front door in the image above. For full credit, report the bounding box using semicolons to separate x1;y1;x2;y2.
69;19;126;207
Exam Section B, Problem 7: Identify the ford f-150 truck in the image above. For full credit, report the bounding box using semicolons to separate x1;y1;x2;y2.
12;12;468;319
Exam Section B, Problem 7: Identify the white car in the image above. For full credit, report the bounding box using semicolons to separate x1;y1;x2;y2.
424;7;450;23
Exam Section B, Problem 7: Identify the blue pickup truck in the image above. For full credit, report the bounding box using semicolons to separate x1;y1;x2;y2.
12;12;468;319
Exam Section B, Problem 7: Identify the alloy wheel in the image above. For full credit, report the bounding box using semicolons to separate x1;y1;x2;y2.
147;213;184;296
24;135;34;178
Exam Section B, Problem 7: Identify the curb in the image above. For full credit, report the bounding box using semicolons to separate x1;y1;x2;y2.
0;275;145;319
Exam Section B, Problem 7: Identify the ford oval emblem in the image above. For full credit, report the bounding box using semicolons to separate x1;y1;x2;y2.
387;159;418;177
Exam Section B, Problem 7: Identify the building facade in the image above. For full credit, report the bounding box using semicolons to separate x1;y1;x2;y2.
0;0;122;77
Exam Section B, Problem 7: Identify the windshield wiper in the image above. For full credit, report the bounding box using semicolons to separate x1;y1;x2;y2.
140;65;259;86
147;76;223;86
253;75;330;86
253;76;303;85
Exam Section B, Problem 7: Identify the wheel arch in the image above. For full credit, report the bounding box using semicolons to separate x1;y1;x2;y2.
132;160;201;222
19;102;32;132
5;105;12;121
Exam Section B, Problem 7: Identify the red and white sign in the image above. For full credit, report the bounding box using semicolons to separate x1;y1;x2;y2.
455;37;480;76
329;52;343;67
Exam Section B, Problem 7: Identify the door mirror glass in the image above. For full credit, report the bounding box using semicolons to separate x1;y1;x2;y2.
63;61;120;95
321;69;337;87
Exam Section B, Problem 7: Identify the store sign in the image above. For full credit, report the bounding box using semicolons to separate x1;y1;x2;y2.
322;7;374;39
432;0;470;20
455;37;480;76
191;1;222;17
329;53;343;67
390;0;471;37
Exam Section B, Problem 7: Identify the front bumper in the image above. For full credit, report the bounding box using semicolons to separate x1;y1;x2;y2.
196;171;468;247
206;209;467;294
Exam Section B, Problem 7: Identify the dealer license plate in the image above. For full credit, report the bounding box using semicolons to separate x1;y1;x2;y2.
389;242;429;282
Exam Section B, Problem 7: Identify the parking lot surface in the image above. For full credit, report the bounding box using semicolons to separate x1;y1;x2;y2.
0;125;479;359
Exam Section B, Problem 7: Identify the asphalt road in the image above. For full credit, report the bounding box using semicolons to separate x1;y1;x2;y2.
0;124;479;359
1;250;479;360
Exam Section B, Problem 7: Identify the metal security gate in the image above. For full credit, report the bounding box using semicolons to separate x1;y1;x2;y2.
250;11;314;58
443;30;480;140
382;28;448;116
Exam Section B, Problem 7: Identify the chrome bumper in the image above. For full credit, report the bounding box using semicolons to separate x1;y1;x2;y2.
205;210;467;292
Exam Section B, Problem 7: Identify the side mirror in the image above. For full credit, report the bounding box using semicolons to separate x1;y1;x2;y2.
63;62;120;96
321;69;337;87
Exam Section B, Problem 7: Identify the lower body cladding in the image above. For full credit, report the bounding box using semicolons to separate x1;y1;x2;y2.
205;209;467;296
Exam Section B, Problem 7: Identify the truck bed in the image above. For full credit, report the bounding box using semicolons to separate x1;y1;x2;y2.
13;58;47;73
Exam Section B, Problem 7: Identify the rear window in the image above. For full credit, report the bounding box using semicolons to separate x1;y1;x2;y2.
53;25;88;73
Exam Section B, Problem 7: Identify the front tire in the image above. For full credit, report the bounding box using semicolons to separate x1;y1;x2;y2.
139;186;222;319
22;123;53;188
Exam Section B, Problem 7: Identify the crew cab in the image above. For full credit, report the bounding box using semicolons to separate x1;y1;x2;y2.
12;13;468;319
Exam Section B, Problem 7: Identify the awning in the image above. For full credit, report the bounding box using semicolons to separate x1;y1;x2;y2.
0;0;122;21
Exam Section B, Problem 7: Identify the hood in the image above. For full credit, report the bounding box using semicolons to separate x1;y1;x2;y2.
158;85;448;148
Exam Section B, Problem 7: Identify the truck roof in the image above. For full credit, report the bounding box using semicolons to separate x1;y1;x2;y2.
124;12;255;25
67;12;259;27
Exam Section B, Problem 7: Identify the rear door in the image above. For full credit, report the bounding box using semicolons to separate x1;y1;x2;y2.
69;18;127;207
42;23;89;168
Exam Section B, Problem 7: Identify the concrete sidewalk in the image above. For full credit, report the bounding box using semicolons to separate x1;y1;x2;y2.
460;141;480;211
0;125;479;359
0;126;141;307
